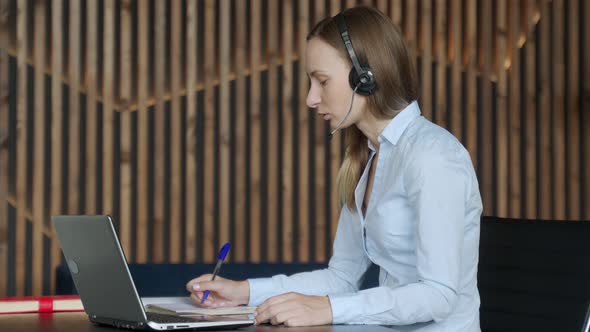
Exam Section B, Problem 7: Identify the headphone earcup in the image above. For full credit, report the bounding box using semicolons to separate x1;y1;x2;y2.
349;67;377;96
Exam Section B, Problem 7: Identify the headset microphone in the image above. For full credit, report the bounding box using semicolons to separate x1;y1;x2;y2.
328;84;359;141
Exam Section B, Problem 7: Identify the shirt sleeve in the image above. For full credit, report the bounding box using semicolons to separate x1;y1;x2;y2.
247;206;372;306
329;143;470;325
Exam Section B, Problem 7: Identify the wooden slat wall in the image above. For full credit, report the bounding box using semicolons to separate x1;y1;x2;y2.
49;0;64;295
0;0;589;296
0;0;9;297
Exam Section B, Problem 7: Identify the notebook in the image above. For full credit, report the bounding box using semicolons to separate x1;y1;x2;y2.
144;297;256;316
53;215;254;330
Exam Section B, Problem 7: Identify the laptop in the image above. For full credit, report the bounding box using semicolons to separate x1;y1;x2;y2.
52;215;254;330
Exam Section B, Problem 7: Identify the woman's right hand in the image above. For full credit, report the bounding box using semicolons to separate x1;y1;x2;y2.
185;274;250;308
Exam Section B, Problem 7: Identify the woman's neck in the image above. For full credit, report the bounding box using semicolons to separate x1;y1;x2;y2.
355;115;392;149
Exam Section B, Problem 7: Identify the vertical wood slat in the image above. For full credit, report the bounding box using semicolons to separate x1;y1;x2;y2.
169;0;182;263
281;0;294;262
524;1;537;219
136;0;149;263
464;0;478;171
421;0;433;119
450;0;462;140
376;0;388;14
313;0;326;263
329;0;341;249
329;0;339;15
86;0;97;215
538;0;552;220
119;0;132;257
68;0;81;218
266;0;279;262
219;0;231;255
405;0;418;57
552;0;566;220
249;0;261;262
297;0;310;262
203;0;216;261
480;0;493;216
0;0;9;295
508;0;521;218
566;0;580;220
50;0;64;295
102;0;114;221
15;0;28;295
495;0;509;218
32;0;46;295
585;0;590;220
233;0;247;262
152;0;166;263
185;0;198;263
390;0;402;27
434;0;446;127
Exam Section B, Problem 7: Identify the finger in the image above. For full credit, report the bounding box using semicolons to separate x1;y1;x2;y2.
192;279;228;293
186;274;214;292
257;292;299;314
255;299;299;325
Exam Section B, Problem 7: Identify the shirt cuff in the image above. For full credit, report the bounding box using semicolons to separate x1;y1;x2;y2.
328;292;359;324
247;278;275;306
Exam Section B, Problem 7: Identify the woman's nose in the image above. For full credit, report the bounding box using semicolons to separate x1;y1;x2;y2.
306;87;321;108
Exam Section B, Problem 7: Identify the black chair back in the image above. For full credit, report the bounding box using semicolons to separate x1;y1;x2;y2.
478;216;590;332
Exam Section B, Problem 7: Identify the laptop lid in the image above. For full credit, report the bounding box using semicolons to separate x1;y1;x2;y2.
53;215;149;326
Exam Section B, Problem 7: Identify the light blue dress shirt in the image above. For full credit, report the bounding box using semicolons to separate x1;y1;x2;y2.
248;101;483;331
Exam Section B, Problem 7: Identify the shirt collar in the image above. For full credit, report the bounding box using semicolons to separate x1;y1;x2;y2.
367;100;421;150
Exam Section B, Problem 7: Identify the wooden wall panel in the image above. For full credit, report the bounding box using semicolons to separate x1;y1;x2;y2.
32;0;45;295
282;0;294;262
524;2;537;219
136;0;149;263
552;0;566;220
479;0;493;216
266;0;279;262
169;0;183;263
0;0;9;295
15;0;28;296
50;0;64;294
465;0;478;169
119;0;132;258
538;0;552;220
0;0;588;296
152;0;166;263
495;0;509;218
86;0;98;215
219;0;231;255
249;0;261;262
420;0;432;119
566;0;580;220
185;0;198;263
234;0;247;262
297;0;310;262
508;0;521;217
102;0;115;225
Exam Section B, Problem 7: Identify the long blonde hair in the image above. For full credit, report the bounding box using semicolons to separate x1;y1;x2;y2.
307;7;419;209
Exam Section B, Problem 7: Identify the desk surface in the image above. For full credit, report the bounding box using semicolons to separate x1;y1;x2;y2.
0;312;394;332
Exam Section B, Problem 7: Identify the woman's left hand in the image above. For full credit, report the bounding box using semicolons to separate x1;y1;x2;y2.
254;292;333;327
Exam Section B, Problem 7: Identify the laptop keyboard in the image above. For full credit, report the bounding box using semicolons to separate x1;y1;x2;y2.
146;312;203;324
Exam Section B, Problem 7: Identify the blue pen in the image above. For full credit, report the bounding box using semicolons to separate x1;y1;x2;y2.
201;242;231;304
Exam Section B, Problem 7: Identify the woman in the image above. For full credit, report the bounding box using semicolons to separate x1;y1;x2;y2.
186;6;482;331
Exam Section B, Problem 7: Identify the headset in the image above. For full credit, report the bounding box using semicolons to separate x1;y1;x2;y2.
333;13;377;96
327;13;378;140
